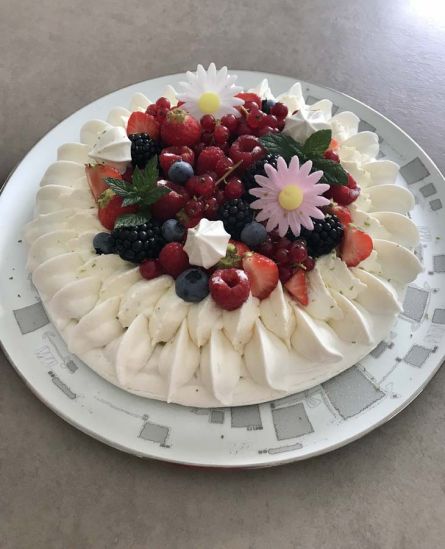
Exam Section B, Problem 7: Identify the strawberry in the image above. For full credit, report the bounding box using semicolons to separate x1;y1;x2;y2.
285;270;309;306
127;112;160;140
235;92;262;108
242;252;279;300
329;204;352;226
97;189;139;230
85;164;122;202
151;181;190;222
159;146;195;175
160;109;201;147
340;225;373;267
324;174;360;206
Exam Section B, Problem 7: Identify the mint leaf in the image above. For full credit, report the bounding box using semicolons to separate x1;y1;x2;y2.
114;212;151;229
121;195;142;207
314;158;348;185
105;177;131;196
141;185;171;205
259;133;305;162
303;129;332;157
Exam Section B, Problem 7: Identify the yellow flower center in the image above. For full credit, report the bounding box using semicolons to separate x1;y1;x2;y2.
198;91;221;114
278;185;304;210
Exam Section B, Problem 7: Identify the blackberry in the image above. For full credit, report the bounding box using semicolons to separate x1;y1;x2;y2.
218;198;253;239
300;214;344;258
130;133;161;169
111;220;165;263
242;153;279;202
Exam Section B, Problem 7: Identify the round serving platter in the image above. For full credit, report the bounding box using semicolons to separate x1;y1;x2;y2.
1;71;444;468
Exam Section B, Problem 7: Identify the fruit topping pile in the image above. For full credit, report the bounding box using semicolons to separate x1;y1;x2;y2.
88;65;373;311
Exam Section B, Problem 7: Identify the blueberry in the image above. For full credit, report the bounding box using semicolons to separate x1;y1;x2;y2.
175;268;209;302
261;99;276;114
161;219;185;242
240;221;268;247
93;232;114;254
168;161;194;184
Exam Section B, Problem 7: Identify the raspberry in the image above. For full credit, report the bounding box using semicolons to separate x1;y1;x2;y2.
229;135;265;170
220;114;238;134
214;125;229;145
209;268;250;311
270;102;288;119
185;174;215;198
196;146;226;175
200;114;216;132
159;242;190;278
140;259;164;280
224;177;245;200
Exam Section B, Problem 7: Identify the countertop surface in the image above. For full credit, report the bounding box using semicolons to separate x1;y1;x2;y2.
1;1;444;547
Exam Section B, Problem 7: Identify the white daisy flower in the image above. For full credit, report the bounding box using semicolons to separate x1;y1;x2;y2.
177;63;244;119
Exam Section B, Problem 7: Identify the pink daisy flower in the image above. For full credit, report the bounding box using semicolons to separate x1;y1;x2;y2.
250;156;331;237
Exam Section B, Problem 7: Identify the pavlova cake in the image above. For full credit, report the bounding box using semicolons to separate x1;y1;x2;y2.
25;64;422;407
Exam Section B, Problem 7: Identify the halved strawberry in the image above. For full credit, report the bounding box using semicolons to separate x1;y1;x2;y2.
235;92;262;107
340;225;373;267
97;189;139;230
127;112;160;140
285;270;309;306
329;204;352;226
85;164;122;202
242;252;279;300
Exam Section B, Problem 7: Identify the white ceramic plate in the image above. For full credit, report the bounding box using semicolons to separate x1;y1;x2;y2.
1;71;444;468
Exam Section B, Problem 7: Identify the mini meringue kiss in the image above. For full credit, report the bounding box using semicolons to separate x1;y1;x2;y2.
183;219;230;269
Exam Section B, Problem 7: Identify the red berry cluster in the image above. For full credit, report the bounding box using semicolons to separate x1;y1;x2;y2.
257;232;315;283
89;82;370;312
